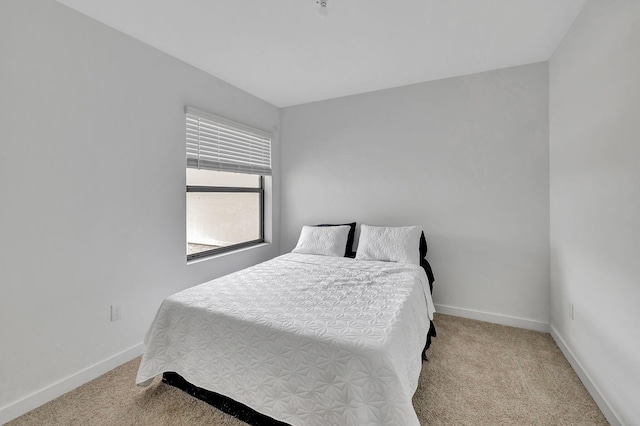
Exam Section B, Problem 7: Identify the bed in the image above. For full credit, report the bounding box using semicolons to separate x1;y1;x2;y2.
137;224;436;426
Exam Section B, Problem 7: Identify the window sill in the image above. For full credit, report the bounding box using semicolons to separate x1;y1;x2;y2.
186;242;270;265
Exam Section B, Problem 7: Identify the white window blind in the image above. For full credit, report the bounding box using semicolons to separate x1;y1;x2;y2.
186;106;272;176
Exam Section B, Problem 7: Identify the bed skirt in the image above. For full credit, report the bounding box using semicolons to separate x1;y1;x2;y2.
162;371;290;426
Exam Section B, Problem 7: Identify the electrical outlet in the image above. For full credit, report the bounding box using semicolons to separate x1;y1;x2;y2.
569;303;574;320
111;305;122;322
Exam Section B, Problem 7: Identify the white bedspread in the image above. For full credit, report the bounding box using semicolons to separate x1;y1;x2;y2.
136;253;435;426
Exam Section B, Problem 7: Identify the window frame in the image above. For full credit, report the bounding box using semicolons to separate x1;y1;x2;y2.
186;175;265;261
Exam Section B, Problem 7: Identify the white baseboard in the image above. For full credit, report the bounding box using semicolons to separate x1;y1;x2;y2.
0;343;144;425
434;304;550;332
550;326;622;426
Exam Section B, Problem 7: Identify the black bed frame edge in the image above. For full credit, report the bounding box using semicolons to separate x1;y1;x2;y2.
162;371;290;426
421;257;437;361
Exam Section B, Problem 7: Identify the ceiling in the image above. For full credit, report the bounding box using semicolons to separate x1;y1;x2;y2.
56;0;587;107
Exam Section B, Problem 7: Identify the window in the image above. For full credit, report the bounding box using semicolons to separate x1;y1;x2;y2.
185;107;271;260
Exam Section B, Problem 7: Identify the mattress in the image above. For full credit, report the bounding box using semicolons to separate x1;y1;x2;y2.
136;253;435;426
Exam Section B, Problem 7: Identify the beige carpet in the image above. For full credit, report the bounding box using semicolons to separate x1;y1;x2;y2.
8;314;608;425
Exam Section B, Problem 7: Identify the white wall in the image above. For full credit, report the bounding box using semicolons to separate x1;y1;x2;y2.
549;1;640;424
0;0;279;421
281;63;550;328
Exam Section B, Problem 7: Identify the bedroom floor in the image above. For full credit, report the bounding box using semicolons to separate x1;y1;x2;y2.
8;314;608;425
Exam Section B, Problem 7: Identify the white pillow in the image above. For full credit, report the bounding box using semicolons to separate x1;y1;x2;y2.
355;225;422;265
292;225;351;257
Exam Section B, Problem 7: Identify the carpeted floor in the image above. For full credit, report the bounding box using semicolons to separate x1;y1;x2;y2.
7;314;608;425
